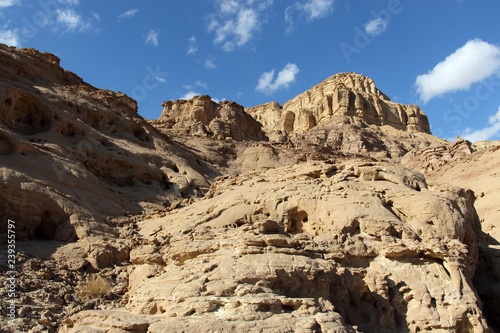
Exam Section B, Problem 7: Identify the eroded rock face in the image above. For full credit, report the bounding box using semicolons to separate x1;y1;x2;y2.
246;73;431;135
401;138;475;174
0;44;496;333
159;95;267;141
288;115;445;160
424;143;500;332
0;44;213;241
61;162;489;332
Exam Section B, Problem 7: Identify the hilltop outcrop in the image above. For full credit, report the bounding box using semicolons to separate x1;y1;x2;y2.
158;95;267;141
246;73;430;135
245;73;439;161
0;45;497;332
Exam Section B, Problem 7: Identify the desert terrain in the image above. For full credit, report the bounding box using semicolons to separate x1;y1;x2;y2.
0;44;499;332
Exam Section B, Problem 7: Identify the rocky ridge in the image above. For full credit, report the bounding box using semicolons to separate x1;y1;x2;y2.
158;95;267;141
0;44;215;242
245;73;430;135
0;44;498;332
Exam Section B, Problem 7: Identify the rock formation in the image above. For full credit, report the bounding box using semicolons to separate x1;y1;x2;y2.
61;161;489;332
158;95;267;141
0;44;498;332
0;44;213;242
424;143;500;332
246;73;430;135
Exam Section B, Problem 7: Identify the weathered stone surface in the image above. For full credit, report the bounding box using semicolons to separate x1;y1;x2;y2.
246;72;431;136
287;115;445;160
401;138;475;174
158;95;267;141
0;45;497;333
0;44;213;241
63;162;489;332
424;143;500;332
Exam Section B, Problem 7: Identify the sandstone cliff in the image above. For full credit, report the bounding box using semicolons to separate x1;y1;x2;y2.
0;44;214;242
246;73;430;135
158;95;267;141
425;143;500;331
62;161;489;332
0;45;497;333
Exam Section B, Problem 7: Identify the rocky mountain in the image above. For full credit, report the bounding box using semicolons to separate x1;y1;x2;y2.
246;72;430;135
0;44;215;242
0;44;498;332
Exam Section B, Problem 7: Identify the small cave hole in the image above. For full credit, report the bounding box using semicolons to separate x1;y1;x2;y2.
256;304;270;312
33;211;60;240
288;210;308;234
326;167;338;178
133;127;149;142
430;297;437;308
172;165;180;173
162;175;170;189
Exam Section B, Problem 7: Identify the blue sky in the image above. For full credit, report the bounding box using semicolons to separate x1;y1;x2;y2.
1;0;500;142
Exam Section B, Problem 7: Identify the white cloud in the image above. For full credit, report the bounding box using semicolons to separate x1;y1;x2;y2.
219;0;240;14
183;81;208;90
56;9;87;32
145;30;159;46
187;36;198;55
212;97;227;103
179;81;208;100
0;0;19;8
2;1;96;35
459;107;500;142
302;0;335;20
179;91;200;100
58;0;79;5
195;81;208;89
365;17;388;36
285;0;334;33
0;28;20;46
256;63;300;94
118;9;138;20
208;0;272;51
416;39;500;103
205;57;216;69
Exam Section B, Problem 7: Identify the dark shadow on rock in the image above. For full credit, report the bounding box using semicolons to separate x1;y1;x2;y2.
473;232;500;333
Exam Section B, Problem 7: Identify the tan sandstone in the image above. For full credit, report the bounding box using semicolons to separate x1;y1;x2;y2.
0;44;497;332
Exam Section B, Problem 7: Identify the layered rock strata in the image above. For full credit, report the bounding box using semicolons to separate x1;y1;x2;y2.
0;44;212;241
159;95;267;141
0;44;496;332
62;162;489;332
246;73;430;135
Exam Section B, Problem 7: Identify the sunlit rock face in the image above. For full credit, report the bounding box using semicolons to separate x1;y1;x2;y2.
0;44;496;332
246;72;430;135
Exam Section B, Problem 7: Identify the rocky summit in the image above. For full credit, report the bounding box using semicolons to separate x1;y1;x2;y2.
0;44;499;333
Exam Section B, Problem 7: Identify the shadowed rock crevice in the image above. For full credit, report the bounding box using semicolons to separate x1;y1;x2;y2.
0;88;54;135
